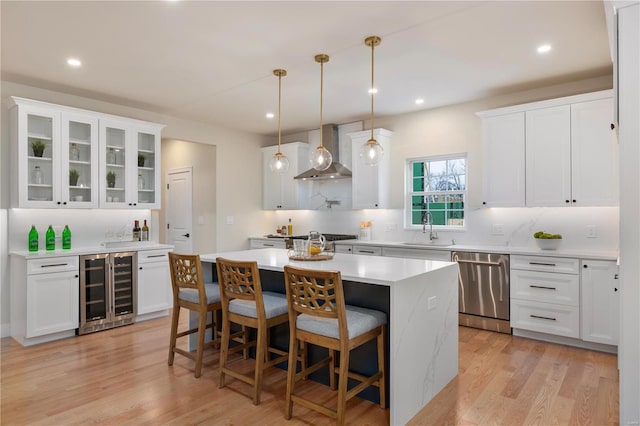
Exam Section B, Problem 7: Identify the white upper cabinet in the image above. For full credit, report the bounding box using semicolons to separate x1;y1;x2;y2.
478;90;616;208
100;120;162;209
570;98;618;206
525;105;572;206
261;142;309;210
349;128;393;209
11;98;99;208
11;97;164;210
480;112;525;207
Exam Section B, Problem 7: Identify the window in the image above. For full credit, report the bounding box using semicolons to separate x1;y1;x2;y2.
406;154;466;228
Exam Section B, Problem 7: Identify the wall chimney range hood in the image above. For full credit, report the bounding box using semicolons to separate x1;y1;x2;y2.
294;124;352;180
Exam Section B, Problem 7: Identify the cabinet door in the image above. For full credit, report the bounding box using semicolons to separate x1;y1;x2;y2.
481;112;525;207
133;125;161;209
261;143;308;210
26;271;79;337
581;260;619;345
16;105;60;207
525;105;571;206
350;129;392;209
571;98;618;206
62;112;99;208
100;119;131;208
137;260;172;315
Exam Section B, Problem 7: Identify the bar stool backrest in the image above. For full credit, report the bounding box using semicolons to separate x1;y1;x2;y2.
216;257;266;318
168;252;207;309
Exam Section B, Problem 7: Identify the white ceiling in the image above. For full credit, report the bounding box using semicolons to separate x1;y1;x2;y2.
1;1;612;136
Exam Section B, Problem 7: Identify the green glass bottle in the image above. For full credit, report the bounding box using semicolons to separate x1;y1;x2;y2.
45;225;55;251
28;225;39;252
62;225;71;250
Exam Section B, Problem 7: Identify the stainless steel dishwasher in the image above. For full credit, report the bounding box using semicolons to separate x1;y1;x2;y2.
452;251;511;334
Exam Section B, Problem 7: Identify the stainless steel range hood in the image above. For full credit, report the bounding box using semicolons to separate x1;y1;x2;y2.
294;124;352;180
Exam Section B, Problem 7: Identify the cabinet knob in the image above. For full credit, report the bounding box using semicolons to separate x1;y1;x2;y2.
63;201;67;205
139;267;143;270
572;199;576;203
614;288;618;292
57;201;62;205
565;200;570;203
583;264;588;268
482;201;486;205
611;123;615;130
75;274;79;278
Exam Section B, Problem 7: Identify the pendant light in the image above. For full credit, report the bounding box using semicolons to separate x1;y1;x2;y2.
269;69;290;173
359;36;384;166
309;54;333;171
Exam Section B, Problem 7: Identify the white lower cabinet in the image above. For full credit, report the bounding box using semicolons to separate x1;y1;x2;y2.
11;255;80;344
510;255;580;338
137;249;172;317
580;260;619;345
382;247;451;261
249;238;286;249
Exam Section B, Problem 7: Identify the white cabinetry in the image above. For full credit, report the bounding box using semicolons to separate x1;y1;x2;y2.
10;97;164;210
249;238;286;249
353;246;382;256
510;255;580;338
100;120;163;209
477;90;616;207
480;112;525;207
349;129;393;209
262;142;309;210
10;255;80;346
580;260;619;345
382;247;452;261
11;98;100;208
137;249;172;318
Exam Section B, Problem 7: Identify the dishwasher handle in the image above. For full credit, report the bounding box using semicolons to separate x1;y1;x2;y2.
455;258;502;267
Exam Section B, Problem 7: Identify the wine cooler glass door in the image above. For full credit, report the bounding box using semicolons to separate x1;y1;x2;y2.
111;252;136;316
80;254;109;327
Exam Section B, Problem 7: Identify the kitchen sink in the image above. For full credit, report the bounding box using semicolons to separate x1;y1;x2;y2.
400;242;452;248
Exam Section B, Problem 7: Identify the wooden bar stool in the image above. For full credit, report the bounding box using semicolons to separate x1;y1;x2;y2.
283;265;387;426
167;252;221;378
216;257;293;405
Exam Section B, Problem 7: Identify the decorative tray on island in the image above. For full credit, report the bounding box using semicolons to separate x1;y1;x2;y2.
288;251;335;261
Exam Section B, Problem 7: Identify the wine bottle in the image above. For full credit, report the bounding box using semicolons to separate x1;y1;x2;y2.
132;220;141;241
28;225;39;252
288;218;293;236
45;225;55;251
62;225;71;249
141;220;149;241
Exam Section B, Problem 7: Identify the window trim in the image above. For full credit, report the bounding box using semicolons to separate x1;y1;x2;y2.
404;153;467;231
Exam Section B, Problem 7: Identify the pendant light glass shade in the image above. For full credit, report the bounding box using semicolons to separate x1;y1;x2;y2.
360;36;384;166
269;69;290;173
310;54;333;171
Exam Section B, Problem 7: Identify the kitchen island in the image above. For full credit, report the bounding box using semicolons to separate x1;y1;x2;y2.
200;248;458;425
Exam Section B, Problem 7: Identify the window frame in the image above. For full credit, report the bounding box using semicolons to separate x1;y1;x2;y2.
404;153;467;231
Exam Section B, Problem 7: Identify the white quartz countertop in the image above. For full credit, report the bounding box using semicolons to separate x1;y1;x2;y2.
249;236;618;261
10;242;173;259
201;248;456;286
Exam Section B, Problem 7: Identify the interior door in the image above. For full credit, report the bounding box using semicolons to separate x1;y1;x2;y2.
166;167;193;254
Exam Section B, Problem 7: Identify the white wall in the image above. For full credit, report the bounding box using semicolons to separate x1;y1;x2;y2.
0;80;271;336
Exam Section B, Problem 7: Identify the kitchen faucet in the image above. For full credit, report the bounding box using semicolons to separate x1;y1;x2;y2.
422;211;439;241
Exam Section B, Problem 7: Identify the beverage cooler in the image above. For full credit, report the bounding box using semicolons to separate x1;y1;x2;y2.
78;252;137;335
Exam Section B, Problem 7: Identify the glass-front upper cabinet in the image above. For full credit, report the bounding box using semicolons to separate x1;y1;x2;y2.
11;98;98;208
100;119;162;209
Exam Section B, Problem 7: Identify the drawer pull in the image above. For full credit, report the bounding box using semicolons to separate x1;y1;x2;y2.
40;263;69;268
263;244;275;247
359;250;376;254
146;254;166;258
530;314;557;321
529;285;557;290
529;262;556;267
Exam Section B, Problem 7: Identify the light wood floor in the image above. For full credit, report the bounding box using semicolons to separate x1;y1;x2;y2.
1;314;618;425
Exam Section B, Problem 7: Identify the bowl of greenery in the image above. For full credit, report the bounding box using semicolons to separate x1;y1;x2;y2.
533;231;562;250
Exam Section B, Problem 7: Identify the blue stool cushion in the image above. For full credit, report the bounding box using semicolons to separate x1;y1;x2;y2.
229;291;288;319
179;282;221;304
296;305;387;339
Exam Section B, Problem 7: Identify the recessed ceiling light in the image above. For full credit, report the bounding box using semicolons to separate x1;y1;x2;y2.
368;87;378;94
67;58;82;67
537;44;551;54
266;113;275;119
415;98;424;105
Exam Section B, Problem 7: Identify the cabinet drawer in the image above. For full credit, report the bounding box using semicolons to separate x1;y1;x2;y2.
250;239;285;249
334;244;353;254
138;249;171;264
27;256;79;275
511;299;579;338
353;246;382;256
511;269;579;306
382;247;451;261
511;255;579;274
